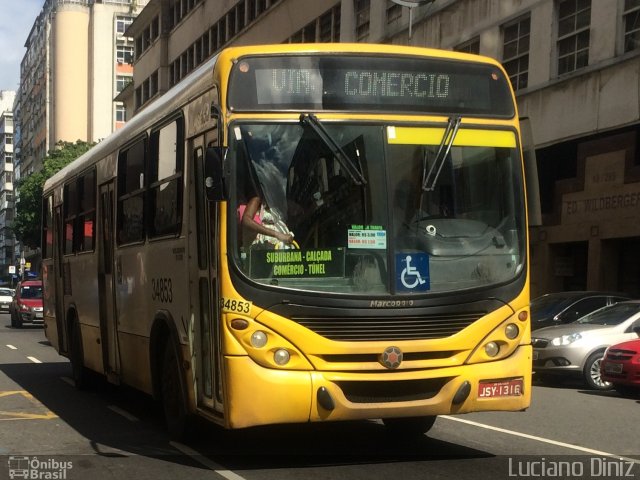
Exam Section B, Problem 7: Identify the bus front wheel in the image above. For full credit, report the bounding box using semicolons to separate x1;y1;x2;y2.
161;341;190;439
382;416;437;436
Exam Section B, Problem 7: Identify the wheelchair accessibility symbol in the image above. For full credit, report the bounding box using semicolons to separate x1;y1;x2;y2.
396;253;430;292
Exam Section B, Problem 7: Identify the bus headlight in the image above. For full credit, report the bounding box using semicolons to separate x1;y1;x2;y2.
505;323;519;339
466;308;528;364
250;331;268;348
273;349;290;366
484;342;500;357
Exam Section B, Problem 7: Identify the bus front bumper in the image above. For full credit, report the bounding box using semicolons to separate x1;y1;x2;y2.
224;344;532;429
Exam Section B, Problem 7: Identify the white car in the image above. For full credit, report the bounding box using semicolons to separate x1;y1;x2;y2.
532;301;640;390
0;287;13;313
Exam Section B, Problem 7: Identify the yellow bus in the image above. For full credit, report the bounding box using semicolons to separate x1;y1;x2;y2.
42;43;532;437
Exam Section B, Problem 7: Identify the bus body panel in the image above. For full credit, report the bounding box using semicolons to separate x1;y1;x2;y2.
223;345;531;429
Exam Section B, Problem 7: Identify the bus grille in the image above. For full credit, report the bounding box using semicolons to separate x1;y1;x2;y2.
294;313;482;341
336;378;451;403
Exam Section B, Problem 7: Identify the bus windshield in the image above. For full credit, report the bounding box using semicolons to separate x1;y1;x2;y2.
230;122;525;295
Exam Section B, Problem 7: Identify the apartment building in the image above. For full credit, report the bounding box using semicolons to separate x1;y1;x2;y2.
0;91;17;285
120;0;640;297
18;0;149;179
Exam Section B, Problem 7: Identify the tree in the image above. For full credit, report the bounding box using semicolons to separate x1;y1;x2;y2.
12;140;96;249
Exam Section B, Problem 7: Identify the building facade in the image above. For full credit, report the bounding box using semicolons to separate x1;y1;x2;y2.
16;0;149;274
0;91;17;286
18;0;149;179
125;0;640;297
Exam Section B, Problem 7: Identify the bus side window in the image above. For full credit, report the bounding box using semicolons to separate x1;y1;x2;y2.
117;137;147;244
148;117;184;237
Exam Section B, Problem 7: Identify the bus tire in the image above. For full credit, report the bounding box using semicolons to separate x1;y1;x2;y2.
382;416;437;436
70;321;89;390
161;340;190;439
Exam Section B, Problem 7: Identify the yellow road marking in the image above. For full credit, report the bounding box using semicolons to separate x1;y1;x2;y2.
0;390;58;421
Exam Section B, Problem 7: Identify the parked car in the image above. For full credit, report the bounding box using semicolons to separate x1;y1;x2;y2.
10;280;44;328
0;287;13;313
532;300;640;390
530;291;631;331
600;330;640;396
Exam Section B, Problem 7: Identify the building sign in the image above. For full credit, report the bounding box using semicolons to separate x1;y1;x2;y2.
250;248;345;278
562;151;640;224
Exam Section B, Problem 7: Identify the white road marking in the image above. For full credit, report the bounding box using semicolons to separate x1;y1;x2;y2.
441;415;640;464
26;356;42;364
107;405;139;422
60;376;75;387
170;441;247;480
6;345;17;350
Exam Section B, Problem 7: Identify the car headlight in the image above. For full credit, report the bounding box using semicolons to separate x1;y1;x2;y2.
550;333;582;346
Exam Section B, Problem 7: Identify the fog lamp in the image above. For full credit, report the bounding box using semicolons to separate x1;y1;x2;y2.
505;323;519;339
273;349;290;366
485;342;500;357
250;331;268;348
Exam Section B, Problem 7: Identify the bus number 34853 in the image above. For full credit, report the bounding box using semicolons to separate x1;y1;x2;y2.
151;278;173;303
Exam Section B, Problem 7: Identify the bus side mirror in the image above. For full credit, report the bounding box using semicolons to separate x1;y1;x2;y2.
204;147;226;202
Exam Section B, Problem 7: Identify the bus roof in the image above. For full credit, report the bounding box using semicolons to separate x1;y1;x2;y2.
44;43;508;192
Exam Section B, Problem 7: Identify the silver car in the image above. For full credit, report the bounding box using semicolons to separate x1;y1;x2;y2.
532;300;640;390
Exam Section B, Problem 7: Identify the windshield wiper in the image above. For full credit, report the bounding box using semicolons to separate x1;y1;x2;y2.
422;116;462;192
299;113;367;185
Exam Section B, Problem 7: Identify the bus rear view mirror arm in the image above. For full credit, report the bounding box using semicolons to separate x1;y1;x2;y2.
205;146;227;202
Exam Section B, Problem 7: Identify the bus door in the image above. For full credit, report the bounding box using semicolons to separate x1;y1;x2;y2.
53;206;68;353
190;133;223;413
97;181;120;380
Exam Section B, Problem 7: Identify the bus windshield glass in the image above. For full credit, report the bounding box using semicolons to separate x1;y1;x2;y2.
230;122;526;295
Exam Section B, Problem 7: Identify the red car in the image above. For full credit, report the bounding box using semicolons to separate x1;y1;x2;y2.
10;280;44;328
600;336;640;396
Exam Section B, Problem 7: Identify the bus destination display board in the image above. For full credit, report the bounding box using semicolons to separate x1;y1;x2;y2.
228;54;514;117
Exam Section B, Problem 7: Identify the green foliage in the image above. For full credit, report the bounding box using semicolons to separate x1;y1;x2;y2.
12;140;96;249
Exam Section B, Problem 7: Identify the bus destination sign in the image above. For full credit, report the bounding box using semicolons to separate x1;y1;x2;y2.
250;248;345;279
228;54;514;117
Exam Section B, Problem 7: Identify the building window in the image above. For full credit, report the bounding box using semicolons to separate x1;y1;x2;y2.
5;154;12;164
116;44;134;64
502;14;530;90
116;16;133;35
623;0;640;53
386;1;402;24
4;135;12;145
455;37;480;54
355;0;370;41
557;0;591;75
116;104;126;123
116;75;131;93
319;5;340;42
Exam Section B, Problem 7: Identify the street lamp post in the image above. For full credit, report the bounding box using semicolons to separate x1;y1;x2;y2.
390;0;435;40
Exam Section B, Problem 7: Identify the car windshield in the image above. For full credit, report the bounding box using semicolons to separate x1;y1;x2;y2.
0;288;12;296
530;293;575;317
20;285;43;299
577;303;640;325
229;122;526;295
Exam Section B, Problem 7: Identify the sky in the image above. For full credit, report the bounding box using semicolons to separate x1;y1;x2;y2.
0;0;44;92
